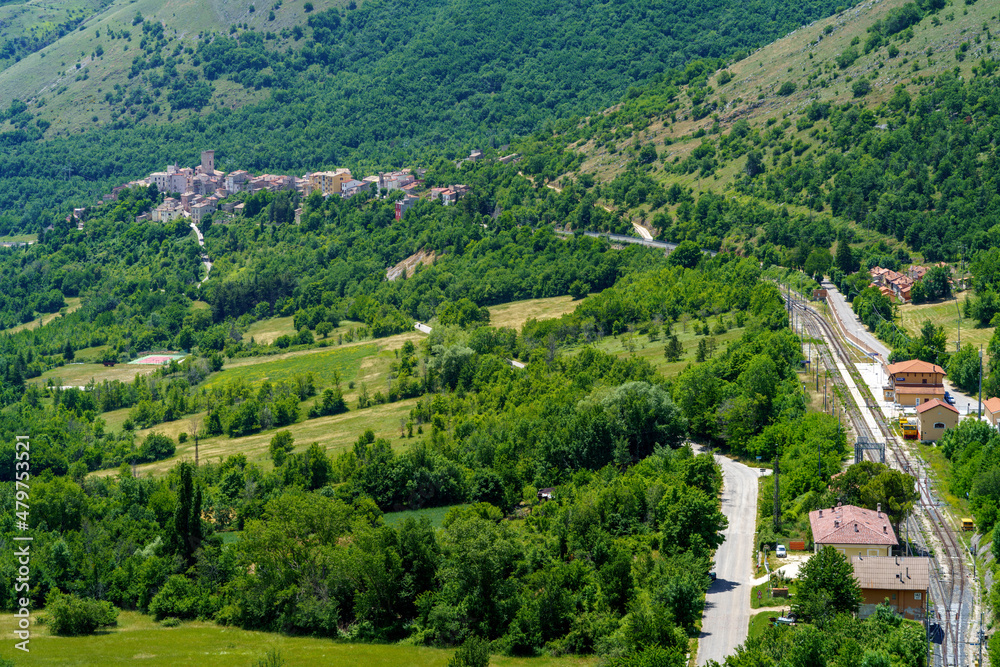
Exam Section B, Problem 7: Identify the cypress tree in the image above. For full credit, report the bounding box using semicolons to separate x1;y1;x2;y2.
835;238;856;274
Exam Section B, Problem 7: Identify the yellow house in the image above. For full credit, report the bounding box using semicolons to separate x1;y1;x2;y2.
307;169;353;196
808;504;897;557
984;397;1000;428
884;359;946;407
917;398;959;442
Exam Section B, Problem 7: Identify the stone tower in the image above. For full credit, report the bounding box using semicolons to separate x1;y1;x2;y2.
201;150;215;174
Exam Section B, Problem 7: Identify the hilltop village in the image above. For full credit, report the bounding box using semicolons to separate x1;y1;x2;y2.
75;149;510;227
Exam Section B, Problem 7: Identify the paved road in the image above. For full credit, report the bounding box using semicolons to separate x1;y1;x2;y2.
190;222;212;285
553;230;718;256
820;281;891;360
821;281;988;416
698;452;761;666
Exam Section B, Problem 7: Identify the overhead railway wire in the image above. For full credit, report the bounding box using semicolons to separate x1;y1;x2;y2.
782;290;974;667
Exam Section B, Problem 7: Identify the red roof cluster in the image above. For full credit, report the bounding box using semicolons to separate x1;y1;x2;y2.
809;504;897;546
916;398;958;415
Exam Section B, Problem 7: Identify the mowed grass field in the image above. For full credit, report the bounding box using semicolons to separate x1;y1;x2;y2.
563;323;747;377
3;297;82;335
0;611;598;667
121;398;419;476
31;360;163;388
488;295;580;330
898;297;992;359
202;343;377;391
384;504;469;528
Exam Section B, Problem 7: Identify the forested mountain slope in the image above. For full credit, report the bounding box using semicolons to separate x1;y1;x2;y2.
0;0;848;222
533;0;1000;260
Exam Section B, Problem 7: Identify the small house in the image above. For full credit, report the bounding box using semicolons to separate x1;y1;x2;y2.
851;555;928;620
984;397;1000;428
916;398;959;442
884;359;946;406
808;503;897;557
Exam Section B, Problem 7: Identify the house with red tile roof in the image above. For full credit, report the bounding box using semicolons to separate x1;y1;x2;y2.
808;503;897;557
984;397;1000;428
917;398;959;442
851;556;929;620
883;359;946;407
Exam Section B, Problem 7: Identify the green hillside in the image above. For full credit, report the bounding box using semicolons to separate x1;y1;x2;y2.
0;0;114;73
0;0;347;135
0;0;850;221
534;0;1000;260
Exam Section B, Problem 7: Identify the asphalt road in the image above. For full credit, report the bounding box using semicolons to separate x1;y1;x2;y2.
821;281;986;416
697;451;761;666
820;281;891;360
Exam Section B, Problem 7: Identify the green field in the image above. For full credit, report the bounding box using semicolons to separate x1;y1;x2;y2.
563;323;746;377
0;233;38;243
31;360;160;388
898;297;992;360
384;504;470;528
122;397;420;476
3;297;82;335
0;611;598;667
747;611;776;641
750;581;797;609
488;295;580;331
203;342;377;391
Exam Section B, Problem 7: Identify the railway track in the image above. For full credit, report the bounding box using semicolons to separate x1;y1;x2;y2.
786;293;973;667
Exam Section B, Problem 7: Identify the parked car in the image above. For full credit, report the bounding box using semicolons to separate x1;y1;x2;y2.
776;544;787;558
945;391;955;405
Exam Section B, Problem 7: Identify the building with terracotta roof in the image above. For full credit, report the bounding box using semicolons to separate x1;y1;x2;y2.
883;359;946;407
984;397;1000;428
917;398;959;442
307;169;353;196
850;555;928;619
808;503;897;557
869;266;915;302
394;194;419;220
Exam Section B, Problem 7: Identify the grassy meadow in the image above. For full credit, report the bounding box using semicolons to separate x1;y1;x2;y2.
488;295;580;331
898;296;992;359
3;297;82;335
563;321;746;377
119;397;420;476
88;293;680;477
384;504;469;528
0;233;38;243
0;611;598;667
32;361;161;388
202;343;377;391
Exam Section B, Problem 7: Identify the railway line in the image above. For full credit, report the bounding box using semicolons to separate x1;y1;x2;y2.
785;292;975;667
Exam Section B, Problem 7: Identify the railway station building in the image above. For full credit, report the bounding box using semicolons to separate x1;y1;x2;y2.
916;399;959;442
883;359;946;407
984;397;1000;428
850;555;929;620
808;503;897;557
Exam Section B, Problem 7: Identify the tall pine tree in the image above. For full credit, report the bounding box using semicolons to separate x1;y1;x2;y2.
835;238;857;274
171;462;202;565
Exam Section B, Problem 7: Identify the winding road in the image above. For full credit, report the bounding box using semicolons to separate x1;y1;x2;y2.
190;221;212;285
553;229;718;257
697;450;762;665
